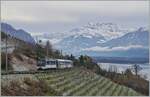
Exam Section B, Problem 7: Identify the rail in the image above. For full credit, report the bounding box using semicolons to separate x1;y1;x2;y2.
1;68;75;75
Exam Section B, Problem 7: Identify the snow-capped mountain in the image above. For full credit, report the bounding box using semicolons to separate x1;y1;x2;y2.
100;27;149;47
82;28;149;58
56;22;136;55
56;22;148;58
56;34;106;54
69;22;133;41
1;23;35;44
38;22;134;45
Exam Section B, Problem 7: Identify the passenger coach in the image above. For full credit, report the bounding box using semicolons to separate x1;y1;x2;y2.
37;58;73;69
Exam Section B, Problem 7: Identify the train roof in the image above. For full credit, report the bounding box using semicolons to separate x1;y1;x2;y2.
56;59;73;62
39;58;72;62
39;58;56;61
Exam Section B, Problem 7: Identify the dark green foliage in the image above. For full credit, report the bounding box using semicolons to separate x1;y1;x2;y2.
13;43;36;59
79;55;85;65
1;32;7;39
73;55;101;74
124;68;133;78
70;54;75;60
45;40;53;57
132;64;142;76
1;52;12;71
36;44;46;59
52;50;61;59
97;65;149;96
1;53;6;70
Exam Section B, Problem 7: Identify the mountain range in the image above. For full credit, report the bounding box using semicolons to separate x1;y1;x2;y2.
55;22;149;58
1;22;149;59
1;23;35;44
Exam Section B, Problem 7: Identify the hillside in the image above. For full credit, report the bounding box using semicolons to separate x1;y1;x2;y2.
1;23;148;96
1;23;35;44
1;31;74;71
101;27;149;47
1;31;37;71
1;68;141;96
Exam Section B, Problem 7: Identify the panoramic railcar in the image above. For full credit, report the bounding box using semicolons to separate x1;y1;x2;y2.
37;58;73;69
56;59;73;69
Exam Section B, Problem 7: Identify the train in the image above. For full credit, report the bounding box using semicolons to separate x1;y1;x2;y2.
37;58;73;69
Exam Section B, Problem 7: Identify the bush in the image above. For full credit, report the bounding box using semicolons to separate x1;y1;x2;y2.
1;53;12;71
1;77;61;96
124;68;133;78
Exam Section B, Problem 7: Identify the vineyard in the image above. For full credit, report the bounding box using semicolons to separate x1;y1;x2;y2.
35;68;141;96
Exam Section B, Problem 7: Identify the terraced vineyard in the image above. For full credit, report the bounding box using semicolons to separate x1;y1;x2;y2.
36;68;142;96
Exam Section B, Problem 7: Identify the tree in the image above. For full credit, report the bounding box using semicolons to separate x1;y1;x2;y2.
1;32;7;39
36;40;45;60
53;50;61;58
1;53;7;70
124;68;133;78
132;64;142;76
39;40;42;43
45;40;53;57
64;55;70;60
70;54;75;61
108;65;118;73
1;53;12;71
79;55;84;65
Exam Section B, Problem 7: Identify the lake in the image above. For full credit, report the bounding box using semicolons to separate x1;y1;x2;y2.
98;63;150;81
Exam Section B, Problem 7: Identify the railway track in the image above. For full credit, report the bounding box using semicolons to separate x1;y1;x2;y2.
1;68;74;75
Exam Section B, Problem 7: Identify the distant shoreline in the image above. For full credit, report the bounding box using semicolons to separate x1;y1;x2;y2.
92;56;149;64
98;62;150;81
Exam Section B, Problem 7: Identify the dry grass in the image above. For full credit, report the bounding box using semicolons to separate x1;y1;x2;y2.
100;72;149;96
1;77;52;96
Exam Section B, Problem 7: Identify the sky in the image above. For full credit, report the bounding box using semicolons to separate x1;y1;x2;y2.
1;1;149;36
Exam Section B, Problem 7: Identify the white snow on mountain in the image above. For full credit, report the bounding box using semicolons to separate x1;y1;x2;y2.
36;22;136;45
69;22;135;41
55;22;148;57
82;45;146;52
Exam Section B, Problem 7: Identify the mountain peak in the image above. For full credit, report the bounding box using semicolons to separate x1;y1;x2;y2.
17;29;25;32
69;22;131;41
137;27;147;32
1;22;35;44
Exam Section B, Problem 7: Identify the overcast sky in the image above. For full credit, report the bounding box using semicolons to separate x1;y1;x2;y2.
1;1;149;35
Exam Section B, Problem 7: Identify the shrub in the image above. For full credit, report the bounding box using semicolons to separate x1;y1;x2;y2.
1;77;61;96
124;68;133;78
1;52;12;71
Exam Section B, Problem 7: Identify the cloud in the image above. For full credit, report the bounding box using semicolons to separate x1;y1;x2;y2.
1;1;148;33
1;1;148;24
30;32;44;37
82;45;147;52
1;6;79;23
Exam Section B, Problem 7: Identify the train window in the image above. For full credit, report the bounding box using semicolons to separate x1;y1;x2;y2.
66;62;71;64
47;61;56;65
51;61;56;64
47;61;50;64
59;61;72;65
65;62;68;64
37;60;45;66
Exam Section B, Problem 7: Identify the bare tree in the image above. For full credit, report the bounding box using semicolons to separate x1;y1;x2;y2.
5;34;8;73
108;65;118;73
132;64;142;76
124;68;133;78
45;40;53;57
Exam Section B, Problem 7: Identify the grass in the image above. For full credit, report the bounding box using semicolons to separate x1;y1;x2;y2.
35;68;141;96
1;68;142;96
